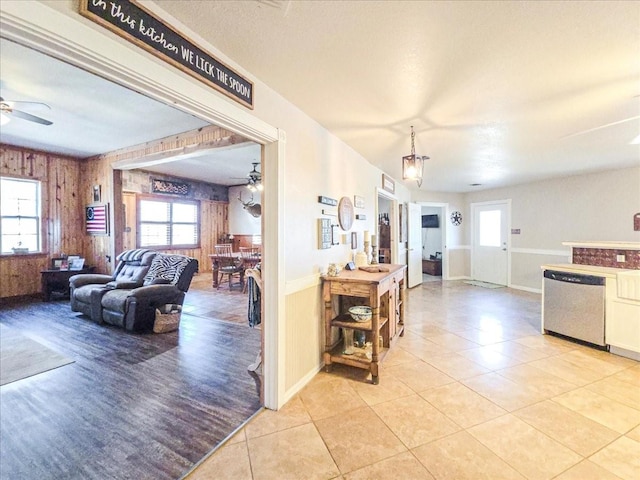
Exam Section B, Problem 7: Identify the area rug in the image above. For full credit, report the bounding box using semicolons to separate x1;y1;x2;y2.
464;280;505;289
0;324;74;386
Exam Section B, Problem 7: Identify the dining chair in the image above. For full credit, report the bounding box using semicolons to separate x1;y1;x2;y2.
239;246;261;292
214;244;244;290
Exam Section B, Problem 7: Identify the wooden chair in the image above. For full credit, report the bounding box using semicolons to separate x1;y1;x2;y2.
214;244;244;290
240;247;261;292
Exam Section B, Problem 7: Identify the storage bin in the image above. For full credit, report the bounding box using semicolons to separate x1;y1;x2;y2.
154;304;182;333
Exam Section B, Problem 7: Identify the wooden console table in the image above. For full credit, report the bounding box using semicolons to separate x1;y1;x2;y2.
41;267;95;301
322;264;406;384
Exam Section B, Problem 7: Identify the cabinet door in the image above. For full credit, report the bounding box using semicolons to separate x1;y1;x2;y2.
607;300;640;353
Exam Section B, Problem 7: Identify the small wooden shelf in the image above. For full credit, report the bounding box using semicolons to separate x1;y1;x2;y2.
331;313;388;332
327;342;389;370
322;264;406;384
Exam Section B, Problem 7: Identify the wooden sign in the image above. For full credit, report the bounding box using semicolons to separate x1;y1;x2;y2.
152;178;190;195
318;196;338;206
79;0;254;108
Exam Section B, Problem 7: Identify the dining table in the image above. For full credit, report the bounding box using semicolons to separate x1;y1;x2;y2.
208;252;261;288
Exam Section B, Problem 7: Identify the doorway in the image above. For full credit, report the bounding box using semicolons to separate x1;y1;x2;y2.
420;204;446;282
376;188;398;265
471;200;510;286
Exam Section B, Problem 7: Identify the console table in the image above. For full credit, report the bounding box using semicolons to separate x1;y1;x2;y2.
41;267;94;301
422;259;442;276
322;264;406;384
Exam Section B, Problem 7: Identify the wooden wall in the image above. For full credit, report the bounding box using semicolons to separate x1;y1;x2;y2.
1;125;240;299
0;145;83;298
122;192;228;272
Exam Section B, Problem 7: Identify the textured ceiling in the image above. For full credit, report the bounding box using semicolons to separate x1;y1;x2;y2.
154;0;640;192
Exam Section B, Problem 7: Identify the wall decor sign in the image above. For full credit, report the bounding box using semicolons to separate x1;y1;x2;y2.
382;174;395;194
86;203;109;235
356;214;366;220
318;218;332;249
354;195;365;209
152;178;190;195
318;195;338;206
79;0;254;108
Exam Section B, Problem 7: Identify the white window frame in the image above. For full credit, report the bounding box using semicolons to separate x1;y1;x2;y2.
136;194;200;249
0;176;42;254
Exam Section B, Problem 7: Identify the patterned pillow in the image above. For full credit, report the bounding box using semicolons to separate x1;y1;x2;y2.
143;254;191;286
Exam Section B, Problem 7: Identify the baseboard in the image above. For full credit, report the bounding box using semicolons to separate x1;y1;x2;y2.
509;284;542;294
281;363;323;407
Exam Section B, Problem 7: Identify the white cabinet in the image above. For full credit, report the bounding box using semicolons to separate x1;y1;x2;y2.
606;277;640;359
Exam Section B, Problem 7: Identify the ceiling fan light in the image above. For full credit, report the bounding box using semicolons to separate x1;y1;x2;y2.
256;182;264;191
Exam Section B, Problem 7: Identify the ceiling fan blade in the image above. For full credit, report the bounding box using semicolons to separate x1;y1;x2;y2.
9;109;53;125
6;100;51;110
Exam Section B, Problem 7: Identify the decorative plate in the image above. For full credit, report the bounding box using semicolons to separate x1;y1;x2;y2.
450;211;462;226
338;196;354;231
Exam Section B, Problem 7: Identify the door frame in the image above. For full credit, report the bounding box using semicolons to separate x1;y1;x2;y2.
376;187;399;265
415;202;448;280
470;199;512;286
0;1;286;409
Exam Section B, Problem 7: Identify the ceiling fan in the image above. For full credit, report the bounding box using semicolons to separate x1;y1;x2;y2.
232;162;262;191
0;97;53;125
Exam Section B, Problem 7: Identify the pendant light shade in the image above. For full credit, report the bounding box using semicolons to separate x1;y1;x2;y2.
402;126;428;187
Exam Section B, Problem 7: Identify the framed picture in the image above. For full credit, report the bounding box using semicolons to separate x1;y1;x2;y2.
51;258;65;270
86;203;109;236
69;257;86;270
351;231;358;249
354;195;365;209
382;174;395;194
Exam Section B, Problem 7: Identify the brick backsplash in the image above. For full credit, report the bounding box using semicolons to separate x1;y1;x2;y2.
573;248;640;269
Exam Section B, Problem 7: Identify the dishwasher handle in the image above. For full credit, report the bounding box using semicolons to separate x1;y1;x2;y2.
544;269;605;286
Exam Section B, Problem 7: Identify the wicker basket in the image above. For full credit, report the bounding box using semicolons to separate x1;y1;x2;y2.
154;304;182;333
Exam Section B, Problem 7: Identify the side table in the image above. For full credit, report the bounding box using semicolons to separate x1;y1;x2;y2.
41;267;95;301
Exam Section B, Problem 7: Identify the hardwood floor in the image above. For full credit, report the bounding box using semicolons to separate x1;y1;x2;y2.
0;276;261;480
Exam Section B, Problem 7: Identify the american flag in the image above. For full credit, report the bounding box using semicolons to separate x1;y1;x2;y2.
86;204;108;234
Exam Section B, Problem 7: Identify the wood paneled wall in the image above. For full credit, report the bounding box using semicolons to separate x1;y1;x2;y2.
1;125;239;299
0;145;83;298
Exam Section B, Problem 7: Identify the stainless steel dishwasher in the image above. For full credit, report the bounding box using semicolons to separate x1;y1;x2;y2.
543;269;606;347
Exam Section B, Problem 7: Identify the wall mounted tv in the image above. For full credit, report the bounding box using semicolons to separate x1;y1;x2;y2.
422;214;439;228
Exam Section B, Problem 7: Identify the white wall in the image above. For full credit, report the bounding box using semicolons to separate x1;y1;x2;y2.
464;166;640;291
228;185;261;235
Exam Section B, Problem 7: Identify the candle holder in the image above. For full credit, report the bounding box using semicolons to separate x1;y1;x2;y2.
370;244;378;264
364;240;372;264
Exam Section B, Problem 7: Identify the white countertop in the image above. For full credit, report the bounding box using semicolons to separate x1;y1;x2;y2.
562;241;640;250
541;263;632;278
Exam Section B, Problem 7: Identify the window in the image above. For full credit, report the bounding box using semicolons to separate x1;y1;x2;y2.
0;177;42;254
478;210;501;247
137;196;199;248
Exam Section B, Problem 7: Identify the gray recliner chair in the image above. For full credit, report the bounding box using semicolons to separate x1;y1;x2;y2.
70;250;198;332
100;253;198;332
70;249;157;322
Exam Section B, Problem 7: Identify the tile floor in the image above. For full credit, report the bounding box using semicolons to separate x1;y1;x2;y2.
186;280;639;480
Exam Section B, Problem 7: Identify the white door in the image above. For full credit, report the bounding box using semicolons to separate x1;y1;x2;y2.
407;202;423;288
472;201;509;285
